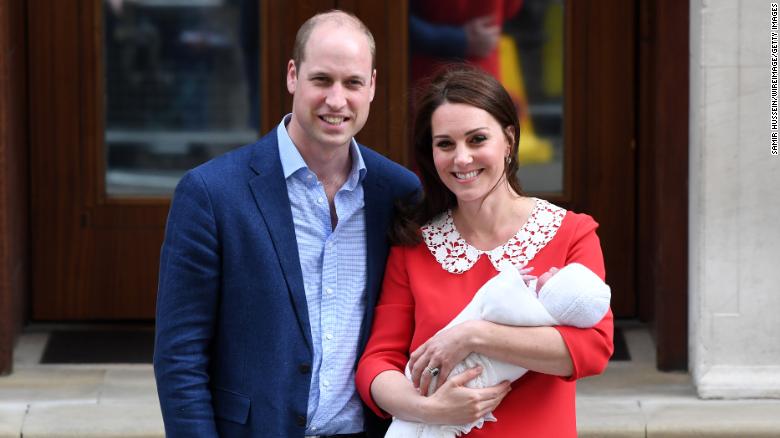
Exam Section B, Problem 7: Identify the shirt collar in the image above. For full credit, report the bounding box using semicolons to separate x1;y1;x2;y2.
276;114;367;189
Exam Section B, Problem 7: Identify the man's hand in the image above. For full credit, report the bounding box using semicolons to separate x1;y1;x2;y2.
464;16;500;58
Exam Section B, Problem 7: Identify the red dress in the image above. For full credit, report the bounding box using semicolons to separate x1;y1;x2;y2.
356;199;614;437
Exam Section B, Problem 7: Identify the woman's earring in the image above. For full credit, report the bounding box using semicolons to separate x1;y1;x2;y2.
505;155;512;165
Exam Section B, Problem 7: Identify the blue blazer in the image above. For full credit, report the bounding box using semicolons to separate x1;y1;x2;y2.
154;131;420;438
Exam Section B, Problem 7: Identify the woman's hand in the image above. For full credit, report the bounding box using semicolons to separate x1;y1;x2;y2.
409;268;535;393
421;366;511;425
409;320;486;393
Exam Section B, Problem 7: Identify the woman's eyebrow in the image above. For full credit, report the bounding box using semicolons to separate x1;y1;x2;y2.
464;127;488;135
432;127;488;139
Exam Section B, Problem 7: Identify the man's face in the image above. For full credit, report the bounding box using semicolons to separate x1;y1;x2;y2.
286;22;376;152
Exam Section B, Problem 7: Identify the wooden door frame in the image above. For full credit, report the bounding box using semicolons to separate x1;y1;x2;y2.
636;0;689;370
0;0;688;371
0;0;29;375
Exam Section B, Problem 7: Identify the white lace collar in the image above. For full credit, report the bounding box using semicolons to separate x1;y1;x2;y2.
420;198;566;274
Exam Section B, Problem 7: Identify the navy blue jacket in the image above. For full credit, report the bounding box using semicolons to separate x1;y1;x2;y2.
154;131;419;437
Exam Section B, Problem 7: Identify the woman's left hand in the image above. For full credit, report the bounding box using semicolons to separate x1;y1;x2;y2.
409;320;484;394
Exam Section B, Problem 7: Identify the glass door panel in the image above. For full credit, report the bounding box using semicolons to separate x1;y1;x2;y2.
408;0;564;194
503;0;563;193
103;0;259;195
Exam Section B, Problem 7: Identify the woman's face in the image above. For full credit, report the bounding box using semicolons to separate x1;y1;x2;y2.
431;102;512;205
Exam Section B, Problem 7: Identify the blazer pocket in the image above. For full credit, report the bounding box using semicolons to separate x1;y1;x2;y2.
212;387;251;425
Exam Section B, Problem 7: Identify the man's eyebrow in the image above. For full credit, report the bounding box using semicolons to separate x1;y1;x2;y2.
307;71;329;77
306;72;368;82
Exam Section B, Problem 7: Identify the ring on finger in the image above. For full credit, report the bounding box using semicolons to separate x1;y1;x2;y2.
425;366;440;377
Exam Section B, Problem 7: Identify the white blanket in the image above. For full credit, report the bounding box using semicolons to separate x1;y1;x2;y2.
385;263;611;438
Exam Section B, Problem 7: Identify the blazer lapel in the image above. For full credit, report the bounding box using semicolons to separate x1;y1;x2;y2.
248;135;312;353
359;152;393;354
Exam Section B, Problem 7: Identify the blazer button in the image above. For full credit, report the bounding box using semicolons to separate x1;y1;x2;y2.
299;363;311;374
296;414;306;427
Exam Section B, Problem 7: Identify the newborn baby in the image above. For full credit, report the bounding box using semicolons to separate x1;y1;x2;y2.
385;262;611;438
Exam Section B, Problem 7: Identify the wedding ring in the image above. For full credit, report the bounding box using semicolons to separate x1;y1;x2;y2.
425;366;440;377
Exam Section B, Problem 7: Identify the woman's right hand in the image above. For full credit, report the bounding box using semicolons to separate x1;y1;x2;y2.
421;366;512;425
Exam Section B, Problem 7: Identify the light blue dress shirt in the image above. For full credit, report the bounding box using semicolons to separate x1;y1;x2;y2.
276;116;367;435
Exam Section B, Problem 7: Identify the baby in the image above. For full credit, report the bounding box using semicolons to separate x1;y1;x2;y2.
385;262;611;438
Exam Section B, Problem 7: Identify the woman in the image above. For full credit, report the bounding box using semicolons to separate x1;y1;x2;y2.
355;65;613;437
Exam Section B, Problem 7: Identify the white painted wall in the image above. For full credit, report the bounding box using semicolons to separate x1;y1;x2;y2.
690;0;780;399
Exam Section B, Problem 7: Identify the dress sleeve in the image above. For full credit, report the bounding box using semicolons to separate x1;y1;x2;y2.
553;214;615;381
356;245;417;418
409;13;467;59
504;0;525;20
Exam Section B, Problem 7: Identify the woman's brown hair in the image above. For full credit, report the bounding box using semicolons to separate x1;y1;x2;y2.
391;64;523;245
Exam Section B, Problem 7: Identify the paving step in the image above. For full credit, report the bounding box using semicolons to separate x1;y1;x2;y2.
2;326;779;437
20;403;163;438
3;399;780;437
577;399;780;438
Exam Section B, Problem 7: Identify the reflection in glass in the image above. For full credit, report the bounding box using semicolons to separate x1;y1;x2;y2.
409;0;564;193
103;0;259;196
503;0;563;193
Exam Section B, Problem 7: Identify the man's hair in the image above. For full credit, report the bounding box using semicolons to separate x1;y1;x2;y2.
292;10;376;71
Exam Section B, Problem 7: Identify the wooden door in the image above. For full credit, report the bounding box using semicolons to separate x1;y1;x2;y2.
28;0;407;320
28;0;634;320
29;0;167;319
564;0;637;317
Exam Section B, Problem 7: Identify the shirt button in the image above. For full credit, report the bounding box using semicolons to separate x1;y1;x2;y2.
317;197;324;204
325;287;333;295
323;379;330;387
299;363;311;374
296;414;306;427
325;333;333;340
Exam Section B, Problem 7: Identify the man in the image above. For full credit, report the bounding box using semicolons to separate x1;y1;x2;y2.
154;10;419;437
